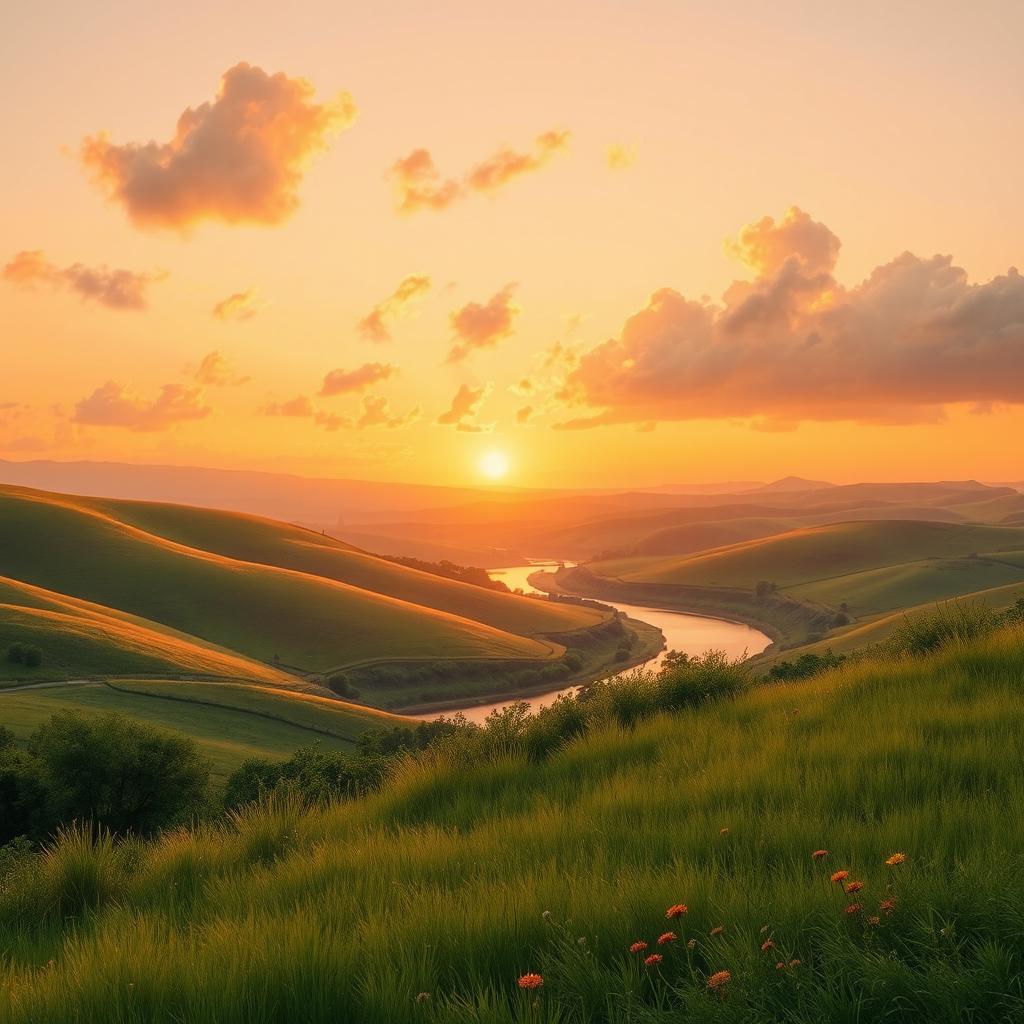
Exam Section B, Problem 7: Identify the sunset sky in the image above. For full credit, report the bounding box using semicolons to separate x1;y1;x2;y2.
3;0;1023;489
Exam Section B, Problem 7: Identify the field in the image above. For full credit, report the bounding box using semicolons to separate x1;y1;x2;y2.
2;624;1023;1021
0;487;612;688
0;680;407;779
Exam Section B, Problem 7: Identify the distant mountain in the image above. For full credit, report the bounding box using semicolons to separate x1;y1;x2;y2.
745;476;835;494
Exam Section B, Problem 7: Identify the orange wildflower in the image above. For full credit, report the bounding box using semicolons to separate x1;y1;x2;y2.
775;961;785;970
710;925;725;937
812;849;829;860
789;959;801;967
830;870;849;884
518;974;543;990
657;932;677;945
707;970;731;990
629;941;648;954
644;953;663;967
666;904;688;919
844;902;863;915
880;897;897;915
867;915;881;927
720;827;730;835
844;880;865;894
761;939;775;951
885;852;907;866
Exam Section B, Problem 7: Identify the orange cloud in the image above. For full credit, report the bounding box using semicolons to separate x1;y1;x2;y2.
193;351;249;387
212;289;260;322
79;63;356;230
356;394;421;429
516;405;533;424
448;286;519;362
3;250;160;309
319;362;397;397
261;395;315;418
357;275;431;342
391;129;570;214
556;207;1024;429
437;383;493;432
605;143;637;170
74;382;210;431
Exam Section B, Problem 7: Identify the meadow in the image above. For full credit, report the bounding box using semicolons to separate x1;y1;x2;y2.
2;620;1023;1022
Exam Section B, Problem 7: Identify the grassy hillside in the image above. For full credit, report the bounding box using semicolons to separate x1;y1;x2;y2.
0;680;408;779
80;494;605;638
0;489;562;681
2;626;1024;1021
592;521;1024;590
0;577;302;687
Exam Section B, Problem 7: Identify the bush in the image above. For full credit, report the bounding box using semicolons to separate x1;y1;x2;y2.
22;646;42;668
6;643;24;664
767;648;846;682
886;600;1002;658
28;712;211;836
563;651;584;673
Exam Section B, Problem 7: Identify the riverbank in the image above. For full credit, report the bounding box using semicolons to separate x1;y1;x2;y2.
393;614;664;717
531;564;834;651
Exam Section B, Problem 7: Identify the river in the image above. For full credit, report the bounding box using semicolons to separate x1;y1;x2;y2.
409;561;772;724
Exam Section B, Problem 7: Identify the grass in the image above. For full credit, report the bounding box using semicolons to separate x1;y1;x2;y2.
0;680;408;780
2;624;1024;1021
0;487;562;676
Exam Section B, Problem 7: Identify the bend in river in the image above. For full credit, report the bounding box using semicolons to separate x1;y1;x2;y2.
411;561;771;724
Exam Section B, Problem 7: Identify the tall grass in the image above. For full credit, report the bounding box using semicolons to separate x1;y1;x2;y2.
2;626;1024;1021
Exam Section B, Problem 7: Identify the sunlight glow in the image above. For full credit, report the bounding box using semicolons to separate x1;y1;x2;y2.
479;451;510;480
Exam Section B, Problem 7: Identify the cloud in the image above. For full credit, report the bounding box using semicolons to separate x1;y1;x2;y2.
447;286;519;362
319;362;397;397
357;275;431;342
193;351;250;387
437;383;493;432
79;63;356;230
516;405;533;424
74;382;211;431
555;206;1024;429
390;129;569;214
3;250;160;309
356;394;420;429
605;143;637;170
212;289;260;322
261;395;315;418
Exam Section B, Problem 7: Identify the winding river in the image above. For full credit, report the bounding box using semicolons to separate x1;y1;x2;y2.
410;561;772;724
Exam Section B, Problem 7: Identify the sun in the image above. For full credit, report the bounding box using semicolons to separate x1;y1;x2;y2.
479;450;510;480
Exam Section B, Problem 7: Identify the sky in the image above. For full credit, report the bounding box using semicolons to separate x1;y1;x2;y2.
2;0;1023;489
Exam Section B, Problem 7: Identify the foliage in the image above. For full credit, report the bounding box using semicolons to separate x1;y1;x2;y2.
767;648;847;682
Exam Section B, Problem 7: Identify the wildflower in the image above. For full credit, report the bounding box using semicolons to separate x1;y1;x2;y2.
812;849;829;860
658;931;678;945
666;903;688;918
687;938;696;949
518;974;543;991
629;941;648;953
775;961;785;970
542;910;552;921
415;992;431;1004
844;903;863;915
710;925;725;937
844;880;865;894
720;827;730;835
885;852;907;866
761;939;775;951
880;897;897;915
577;937;587;947
644;953;663;966
789;959;800;968
830;870;849;884
866;915;881;927
707;970;731;990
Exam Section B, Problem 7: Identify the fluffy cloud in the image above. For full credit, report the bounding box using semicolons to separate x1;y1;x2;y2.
448;286;519;362
556;207;1024;429
260;390;416;431
261;395;315;418
355;394;420;429
212;289;260;322
516;405;534;424
74;382;211;431
193;351;249;387
437;383;493;433
3;250;159;309
390;130;569;214
79;63;356;230
319;362;397;397
357;275;431;342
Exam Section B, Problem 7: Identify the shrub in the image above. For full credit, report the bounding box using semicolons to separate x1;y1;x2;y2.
22;646;42;668
886;600;1002;658
28;712;211;836
767;648;846;682
5;643;24;664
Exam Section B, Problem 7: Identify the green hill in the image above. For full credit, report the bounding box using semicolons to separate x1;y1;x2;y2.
2;623;1024;1022
0;488;569;683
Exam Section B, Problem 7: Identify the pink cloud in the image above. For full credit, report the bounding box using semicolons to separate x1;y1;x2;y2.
3;250;160;310
319;362;397;397
74;382;211;431
447;286;519;362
